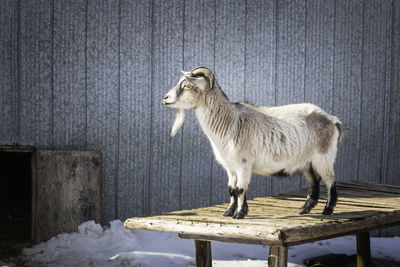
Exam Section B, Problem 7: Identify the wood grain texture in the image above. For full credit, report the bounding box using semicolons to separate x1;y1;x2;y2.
212;0;246;205
86;0;119;224
52;0;87;149
118;0;152;218
125;181;400;246
272;0;306;195
180;0;215;210
150;0;184;214
245;0;276;198
19;0;53;148
333;0;363;182
34;150;101;242
358;0;390;183
0;0;18;145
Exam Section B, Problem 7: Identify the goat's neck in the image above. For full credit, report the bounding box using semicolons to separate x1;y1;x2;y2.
194;92;237;146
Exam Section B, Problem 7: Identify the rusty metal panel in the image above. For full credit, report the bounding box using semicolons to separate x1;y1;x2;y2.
19;0;53;148
34;150;102;242
180;0;215;210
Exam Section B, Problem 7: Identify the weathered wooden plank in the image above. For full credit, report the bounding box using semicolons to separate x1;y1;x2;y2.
272;0;306;194
35;150;102;242
0;0;18;145
387;0;400;187
118;0;152;217
268;246;288;267
195;240;212;267
304;0;334;113
125;181;400;246
150;0;184;214
19;0;52;148
333;0;363;182
180;0;215;210
212;0;246;205
356;232;371;267
52;0;86;149
86;0;119;224
245;0;276;199
358;0;390;183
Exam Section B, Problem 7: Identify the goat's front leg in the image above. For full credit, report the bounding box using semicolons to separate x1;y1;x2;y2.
233;167;251;219
223;171;237;217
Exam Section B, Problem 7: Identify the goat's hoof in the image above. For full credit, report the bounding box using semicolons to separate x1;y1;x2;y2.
299;199;317;214
298;206;310;214
322;206;334;215
233;210;246;219
223;209;234;217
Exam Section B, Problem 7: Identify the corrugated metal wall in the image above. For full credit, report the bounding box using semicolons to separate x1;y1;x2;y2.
1;0;399;232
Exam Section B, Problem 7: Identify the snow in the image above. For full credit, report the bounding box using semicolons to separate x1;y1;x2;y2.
2;220;400;267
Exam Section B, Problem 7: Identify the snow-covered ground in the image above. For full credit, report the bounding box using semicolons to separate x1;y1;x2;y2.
1;220;399;267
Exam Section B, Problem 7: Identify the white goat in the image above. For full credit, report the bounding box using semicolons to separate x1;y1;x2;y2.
163;67;343;219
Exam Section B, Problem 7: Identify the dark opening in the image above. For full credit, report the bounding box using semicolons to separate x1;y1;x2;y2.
0;152;32;256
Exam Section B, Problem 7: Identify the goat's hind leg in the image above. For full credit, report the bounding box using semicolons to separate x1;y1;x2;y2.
322;179;337;215
313;163;337;215
299;165;320;214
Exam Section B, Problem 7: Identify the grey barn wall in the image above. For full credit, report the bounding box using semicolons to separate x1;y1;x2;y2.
1;0;399;234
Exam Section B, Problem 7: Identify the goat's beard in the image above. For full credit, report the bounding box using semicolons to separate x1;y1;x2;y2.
171;109;185;137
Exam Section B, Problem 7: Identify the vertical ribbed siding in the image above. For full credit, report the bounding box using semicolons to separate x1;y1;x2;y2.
149;0;184;215
118;0;152;218
333;0;363;182
86;0;119;224
245;0;276;198
52;0;87;149
304;0;335;113
387;0;400;186
19;0;53;148
272;0;306;195
358;0;390;183
180;0;215;210
0;1;398;237
212;0;246;205
0;0;19;145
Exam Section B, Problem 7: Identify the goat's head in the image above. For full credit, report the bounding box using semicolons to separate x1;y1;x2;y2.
163;67;215;136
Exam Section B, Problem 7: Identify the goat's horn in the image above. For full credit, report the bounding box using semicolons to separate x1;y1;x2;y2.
181;70;193;77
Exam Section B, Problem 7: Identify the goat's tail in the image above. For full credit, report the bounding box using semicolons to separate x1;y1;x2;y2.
335;122;344;143
326;114;344;143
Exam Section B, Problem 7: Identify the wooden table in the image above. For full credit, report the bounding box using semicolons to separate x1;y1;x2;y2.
124;181;400;267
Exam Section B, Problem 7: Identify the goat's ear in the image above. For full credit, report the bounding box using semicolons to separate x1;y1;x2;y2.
184;75;208;90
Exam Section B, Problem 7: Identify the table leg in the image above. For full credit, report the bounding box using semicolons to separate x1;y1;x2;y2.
268;245;288;267
195;240;212;267
356;231;372;267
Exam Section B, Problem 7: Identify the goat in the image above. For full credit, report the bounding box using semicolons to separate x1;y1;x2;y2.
163;67;343;219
